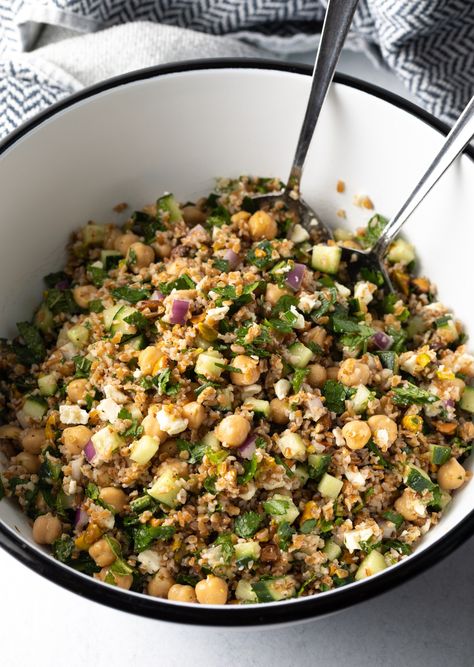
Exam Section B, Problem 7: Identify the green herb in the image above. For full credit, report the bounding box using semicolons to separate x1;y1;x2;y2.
177;438;207;465
265;318;294;334
118;407;132;420
300;519;317;534
215;362;243;374
241;196;258;214
277;521;295;551
391;382;438;406
274;455;295;478
88;299;105;313
237;454;258;485
234;511;261;538
291;368;309;393
85;482;100;500
213;281;262;313
359;266;385;286
8;476;28;491
131;210;166;244
52;535;75;563
158;274;196;295
311;287;337;320
207;204;231;228
382;510;404;530
45;288;79;315
16;322;46;363
70;553;101;575
175;573;200;587
297;574;318;597
246;240;274;269
127;247;137;266
234;322;272;358
73;355;92;378
273;295;298;314
87;264;107;287
340;322;376;353
121;419;144;439
44;271;69;288
213;533;234;563
333;574;354;588
383;539;412;556
194;379;222;396
367;441;392;468
359;214;388;249
435;314;452;328
377;350;398;371
129;495;153;513
322;380;347;414
205;449;228;465
386;325;407;353
155;368;180;396
111;286;151;303
212;258;230;273
123;310;149;331
133;524;175;552
203;476;217;495
263;497;290;516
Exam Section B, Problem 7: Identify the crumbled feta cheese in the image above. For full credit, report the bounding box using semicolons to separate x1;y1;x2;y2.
206;305;229;321
376;428;389;448
66;479;77;495
90;260;103;269
274;379;291;400
137;549;161;574
344;527;374;553
97;398;121;424
289;305;305;329
59;405;89;425
289;223;310;243
335;282;351;298
400;352;419;375
298;293;320;313
413;498;428;518
133;369;142;379
354;281;376;306
345;469;366;490
103;384;128;404
157;406;188;435
60;342;78;360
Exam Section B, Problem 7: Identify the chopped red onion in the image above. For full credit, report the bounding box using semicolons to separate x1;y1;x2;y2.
372;331;393;350
170;299;190;325
84;439;96;462
286;263;305;291
224;249;239;270
74;508;89;531
150;290;164;301
445;399;455;408
238;434;256;460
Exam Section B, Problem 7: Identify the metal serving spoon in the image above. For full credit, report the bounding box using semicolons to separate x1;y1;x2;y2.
252;0;360;243
340;94;474;291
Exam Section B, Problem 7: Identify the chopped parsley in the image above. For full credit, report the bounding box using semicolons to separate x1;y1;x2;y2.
234;511;261;538
158;274;196;295
359;214;388;249
45;288;79;315
213;533;234;563
322;380;347;414
212;258;230;273
276;521;295;551
88;299;105;313
177;438;207;465
111;286;151;303
237;454;258;485
133;524;175;552
391;382;438;406
16;322;46;364
87;264;107;287
73;355;92;378
291;368;309;393
246;240;274;269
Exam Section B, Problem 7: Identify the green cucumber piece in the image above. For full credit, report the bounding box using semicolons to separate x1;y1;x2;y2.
243;398;270;417
126;334;146;350
318;473;343;499
387;238;415;265
103;304;122;331
263;494;299;525
404;464;435;493
23;396;48;421
38;374;58;397
251;576;296;602
101;250;122;270
91;426;124;462
287;342;313;369
277;432;306;461
311;244;341;274
234;541;261;565
110;305;138;336
235;580;258;603
460;386;474;414
429;487;451;511
83;224;106;246
294;464;309;486
157;193;182;222
195;350;225;379
308;453;331;480
355;550;387;580
430;444;451;466
34;303;54;334
323;539;342;561
406;315;426;339
149;469;183;507
351;384;372;413
67;324;89;348
129;435;159;465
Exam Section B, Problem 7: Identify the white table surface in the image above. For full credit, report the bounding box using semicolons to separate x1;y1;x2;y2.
1;50;472;667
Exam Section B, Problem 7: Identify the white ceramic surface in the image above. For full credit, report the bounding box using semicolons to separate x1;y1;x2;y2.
0;63;472;622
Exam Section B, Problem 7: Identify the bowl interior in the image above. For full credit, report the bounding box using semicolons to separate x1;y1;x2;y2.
0;64;472;604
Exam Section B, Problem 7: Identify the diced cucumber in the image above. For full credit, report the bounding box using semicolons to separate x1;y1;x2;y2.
323;539;342;561
287;342;313;369
38;374;58;397
91;426;124;462
387;238;415;265
149;469;183;507
157;193;182;222
460;386;474;414
201;431;220;450
377;351;399;373
311;244;341;274
103;304;123;331
430;444;451;466
318;473;343;500
355;550;387;581
351;385;371;414
263;494;300;525
129;435;159;465
243;398;270;417
334;228;353;242
235;580;258;603
219;387;233;411
429;487;451;511
34;303;54;334
234;541;261;565
277;432;306;462
83;224;106;246
406;315;426;339
110;305;138;336
308;453;331;480
289;223;310;244
67;324;90;348
252;576;296;603
404;464;435;493
101;250;122;270
126;334;146;350
195;350;225;379
23;396;48;421
294;464;309;486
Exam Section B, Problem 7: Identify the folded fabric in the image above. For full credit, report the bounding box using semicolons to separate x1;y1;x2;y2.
0;0;472;141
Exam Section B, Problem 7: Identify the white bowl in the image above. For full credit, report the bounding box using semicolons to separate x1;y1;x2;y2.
0;59;472;626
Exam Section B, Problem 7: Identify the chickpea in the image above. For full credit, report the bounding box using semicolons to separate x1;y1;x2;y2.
167;584;197;603
270;398;289;424
215;414;251;448
248;210;277;241
67;378;88;403
0;424;21;440
326;366;340;380
99;487;128;513
152;241;172;259
195;575;228;605
103;227;121;250
114;232;139;256
61;425;92;457
338;359;371;387
182;402;205;430
230;355;261;386
156;458;189;478
14;452;40;473
20;427;45;454
32;513;62;544
182;205;207;226
96;568;133;590
148;568;175;598
394;488;426;522
158;438;179;461
138;346;161;375
127;241;155;271
265;283;288;306
368;415;398;451
305;326;327;348
73;285;97;309
437;458;466;490
341;420;371;450
89;538;116;567
307;363;327;389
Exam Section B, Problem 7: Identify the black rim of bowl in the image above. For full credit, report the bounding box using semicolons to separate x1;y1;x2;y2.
0;57;472;627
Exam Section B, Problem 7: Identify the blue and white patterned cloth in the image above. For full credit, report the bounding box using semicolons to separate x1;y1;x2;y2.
0;1;472;139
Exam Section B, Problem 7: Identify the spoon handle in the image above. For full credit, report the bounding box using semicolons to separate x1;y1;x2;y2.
286;0;359;193
373;95;474;258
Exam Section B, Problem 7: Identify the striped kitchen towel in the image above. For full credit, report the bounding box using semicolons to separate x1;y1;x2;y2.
0;1;472;139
